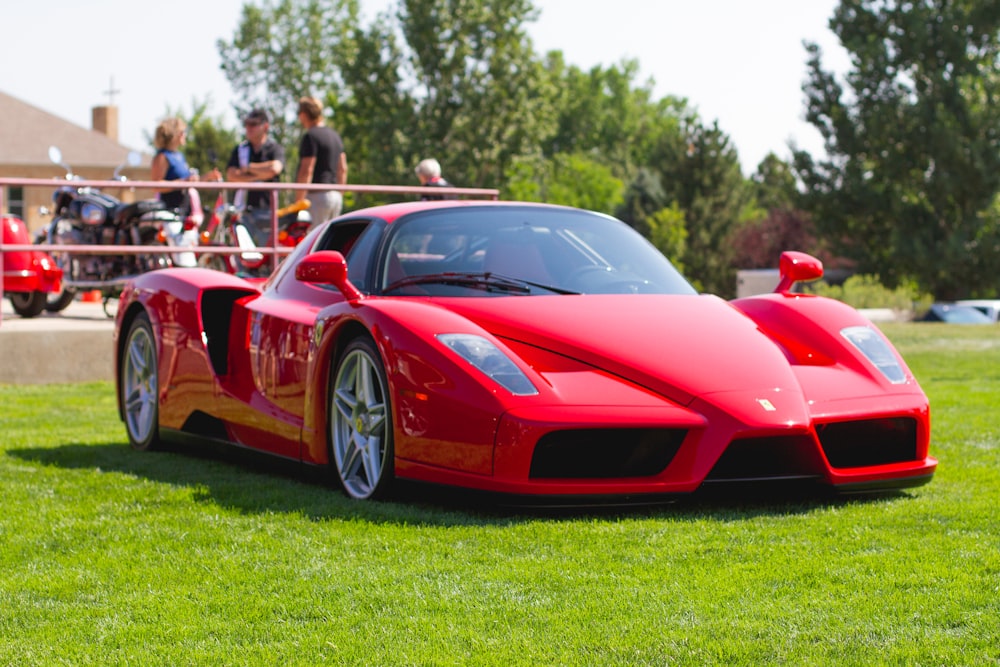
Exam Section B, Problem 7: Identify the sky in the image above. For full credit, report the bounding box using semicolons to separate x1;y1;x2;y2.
3;0;848;174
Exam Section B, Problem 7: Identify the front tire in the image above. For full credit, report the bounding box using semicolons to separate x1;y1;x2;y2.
120;312;161;451
9;291;47;318
330;337;394;500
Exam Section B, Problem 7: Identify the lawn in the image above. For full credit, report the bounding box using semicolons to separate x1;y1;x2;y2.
1;323;997;665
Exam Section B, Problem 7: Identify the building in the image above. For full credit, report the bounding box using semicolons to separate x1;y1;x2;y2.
0;90;153;233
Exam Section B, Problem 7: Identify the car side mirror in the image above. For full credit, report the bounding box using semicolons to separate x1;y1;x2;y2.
774;251;824;294
295;251;362;301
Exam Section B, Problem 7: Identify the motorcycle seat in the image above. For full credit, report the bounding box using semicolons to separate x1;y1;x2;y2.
114;199;166;225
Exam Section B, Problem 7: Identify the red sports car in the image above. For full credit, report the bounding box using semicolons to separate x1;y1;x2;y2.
114;200;936;502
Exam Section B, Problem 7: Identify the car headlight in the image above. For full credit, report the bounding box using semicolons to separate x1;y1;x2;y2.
840;326;906;384
436;333;538;396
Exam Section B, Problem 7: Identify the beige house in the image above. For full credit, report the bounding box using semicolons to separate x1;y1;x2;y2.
0;90;154;233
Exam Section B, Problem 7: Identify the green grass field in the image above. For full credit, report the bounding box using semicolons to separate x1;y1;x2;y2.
1;323;998;665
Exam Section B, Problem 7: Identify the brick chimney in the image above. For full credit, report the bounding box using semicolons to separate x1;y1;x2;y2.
92;105;119;143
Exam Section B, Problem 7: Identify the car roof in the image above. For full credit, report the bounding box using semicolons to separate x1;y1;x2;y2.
344;199;577;224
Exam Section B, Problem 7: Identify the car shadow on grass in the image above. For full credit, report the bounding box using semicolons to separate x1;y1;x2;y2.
7;440;916;525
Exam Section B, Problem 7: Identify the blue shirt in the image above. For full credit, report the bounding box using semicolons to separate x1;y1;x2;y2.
157;148;190;209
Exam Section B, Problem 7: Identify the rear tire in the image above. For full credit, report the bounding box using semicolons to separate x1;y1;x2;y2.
44;248;77;312
330;337;394;500
9;292;47;318
120;312;161;451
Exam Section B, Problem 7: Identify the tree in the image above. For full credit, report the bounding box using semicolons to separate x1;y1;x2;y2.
795;0;1000;298
541;57;684;177
730;153;833;271
646;203;688;271
751;152;799;213
505;152;623;213
651;119;750;297
217;0;361;148
173;99;240;176
395;0;556;190
336;11;421;203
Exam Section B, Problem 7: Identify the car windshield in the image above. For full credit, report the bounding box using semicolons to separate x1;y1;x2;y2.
380;206;698;296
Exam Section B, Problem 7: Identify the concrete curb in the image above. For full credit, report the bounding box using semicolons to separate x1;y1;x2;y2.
0;300;115;385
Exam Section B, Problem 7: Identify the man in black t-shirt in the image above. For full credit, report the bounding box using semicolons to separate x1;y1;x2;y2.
226;108;285;210
294;96;348;228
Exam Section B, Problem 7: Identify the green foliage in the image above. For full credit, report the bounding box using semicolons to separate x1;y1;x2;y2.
541;57;686;177
751;152;799;212
215;0;753;297
653;120;751;297
646;203;687;271
168;98;240;175
805;273;933;311
2;330;1000;663
795;0;1000;299
217;0;362;148
395;0;555;190
336;11;420;204
504;152;623;213
616;167;667;238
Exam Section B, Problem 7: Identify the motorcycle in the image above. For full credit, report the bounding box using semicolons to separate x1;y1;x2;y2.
2;214;63;318
161;183;204;269
42;146;189;314
199;196;311;277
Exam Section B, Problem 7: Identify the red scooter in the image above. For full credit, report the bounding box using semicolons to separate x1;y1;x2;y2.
2;214;63;318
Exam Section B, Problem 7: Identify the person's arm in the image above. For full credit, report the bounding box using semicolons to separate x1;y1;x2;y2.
295;156;316;201
336;152;348;185
248;160;283;179
225;147;244;182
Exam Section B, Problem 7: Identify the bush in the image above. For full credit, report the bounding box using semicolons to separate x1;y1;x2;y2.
804;274;933;311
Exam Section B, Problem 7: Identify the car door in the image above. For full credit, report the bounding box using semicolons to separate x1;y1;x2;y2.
238;219;380;458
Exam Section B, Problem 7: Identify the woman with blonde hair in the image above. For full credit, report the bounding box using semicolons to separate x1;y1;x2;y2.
150;117;221;211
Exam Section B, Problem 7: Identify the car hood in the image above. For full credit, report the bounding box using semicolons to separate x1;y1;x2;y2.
439;294;802;411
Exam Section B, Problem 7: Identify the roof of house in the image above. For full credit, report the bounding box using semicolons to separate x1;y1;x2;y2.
0;90;150;169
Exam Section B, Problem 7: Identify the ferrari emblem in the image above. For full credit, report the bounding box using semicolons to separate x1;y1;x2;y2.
756;398;776;412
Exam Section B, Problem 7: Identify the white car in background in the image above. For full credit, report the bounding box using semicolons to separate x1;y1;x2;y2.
956;300;1000;323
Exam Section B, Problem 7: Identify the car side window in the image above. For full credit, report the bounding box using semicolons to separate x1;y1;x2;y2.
317;220;370;256
313;219;386;293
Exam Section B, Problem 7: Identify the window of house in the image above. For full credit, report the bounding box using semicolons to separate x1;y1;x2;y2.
4;187;24;218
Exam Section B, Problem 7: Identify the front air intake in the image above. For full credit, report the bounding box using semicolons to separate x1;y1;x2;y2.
529;428;685;479
817;417;918;468
705;435;824;481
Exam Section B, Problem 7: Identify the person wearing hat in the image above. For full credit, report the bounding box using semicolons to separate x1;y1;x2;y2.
225;108;285;210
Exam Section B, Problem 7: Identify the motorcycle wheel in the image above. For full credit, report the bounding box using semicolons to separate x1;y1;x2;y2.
45;249;77;312
45;288;77;313
9;292;47;318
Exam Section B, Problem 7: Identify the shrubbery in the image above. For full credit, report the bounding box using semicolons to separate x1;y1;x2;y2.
804;274;933;312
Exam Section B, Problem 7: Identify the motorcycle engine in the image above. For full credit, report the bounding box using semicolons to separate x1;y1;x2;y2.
52;218;103;279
